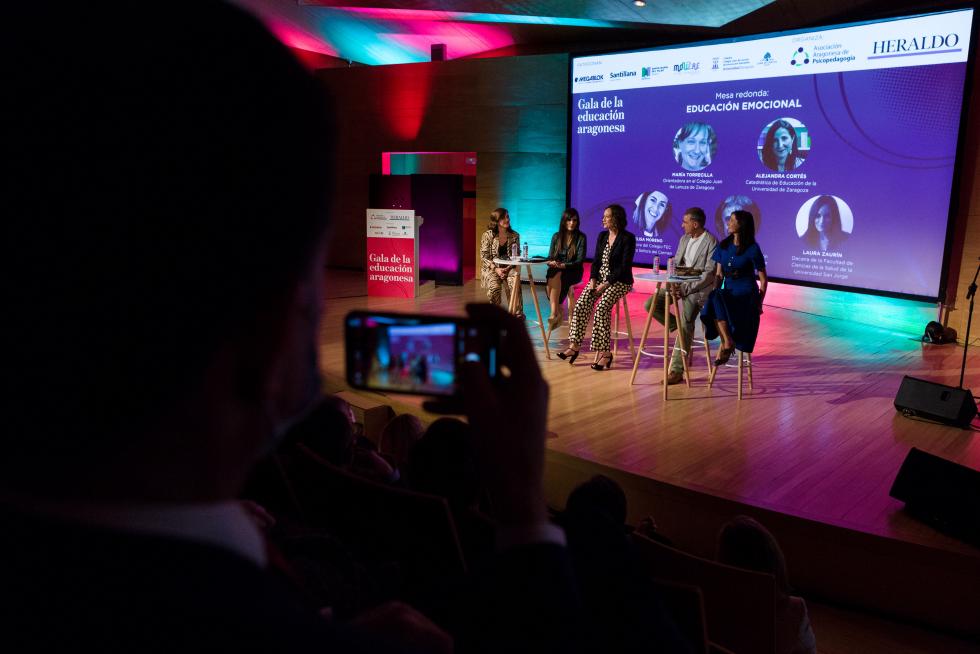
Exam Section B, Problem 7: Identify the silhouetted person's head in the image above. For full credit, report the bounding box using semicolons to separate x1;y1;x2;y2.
379;413;425;472
284;396;356;468
409;418;479;510
565;475;628;527
4;1;334;502
717;515;792;597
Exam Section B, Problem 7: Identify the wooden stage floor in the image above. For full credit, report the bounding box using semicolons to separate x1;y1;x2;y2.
318;270;980;559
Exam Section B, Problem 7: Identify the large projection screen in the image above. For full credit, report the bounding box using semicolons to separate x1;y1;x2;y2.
569;9;975;301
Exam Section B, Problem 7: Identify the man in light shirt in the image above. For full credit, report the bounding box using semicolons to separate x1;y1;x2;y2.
645;208;718;385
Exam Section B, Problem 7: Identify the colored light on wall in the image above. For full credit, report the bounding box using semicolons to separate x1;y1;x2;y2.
763;282;936;337
239;0;779;65
383;152;477;176
309;10;514;64
384;24;514;61
322;16;423;64
496;156;566;260
382;66;434;141
342;8;618;29
265;18;339;56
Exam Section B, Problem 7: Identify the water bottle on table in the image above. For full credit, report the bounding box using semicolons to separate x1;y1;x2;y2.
523;243;528;261
667;256;676;278
653;256;660;274
511;241;519;261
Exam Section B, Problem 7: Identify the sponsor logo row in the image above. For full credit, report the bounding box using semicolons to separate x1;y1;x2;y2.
574;30;963;85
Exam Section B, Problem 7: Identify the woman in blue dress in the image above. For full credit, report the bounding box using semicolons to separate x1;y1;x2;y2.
701;210;768;366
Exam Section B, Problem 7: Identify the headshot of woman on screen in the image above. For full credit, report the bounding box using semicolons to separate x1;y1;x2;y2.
632;190;671;237
673;122;717;172
715;195;761;239
796;195;852;252
759;118;808;172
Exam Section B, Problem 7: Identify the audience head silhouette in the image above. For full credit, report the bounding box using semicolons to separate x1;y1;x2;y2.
565;474;629;528
717;515;792;597
409;418;480;509
5;1;333;502
379;413;426;473
284;396;356;468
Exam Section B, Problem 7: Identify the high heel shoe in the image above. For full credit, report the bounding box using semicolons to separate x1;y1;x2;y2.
714;345;734;367
557;348;579;364
591;352;613;371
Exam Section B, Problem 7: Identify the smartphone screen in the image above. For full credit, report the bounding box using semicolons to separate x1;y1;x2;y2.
345;311;498;397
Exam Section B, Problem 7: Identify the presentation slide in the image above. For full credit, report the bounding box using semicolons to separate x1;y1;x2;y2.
569;9;974;300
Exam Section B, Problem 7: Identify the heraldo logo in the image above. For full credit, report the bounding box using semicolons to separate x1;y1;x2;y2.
789;46;810;66
574;74;604;83
609;70;637;79
872;32;960;55
672;61;699;73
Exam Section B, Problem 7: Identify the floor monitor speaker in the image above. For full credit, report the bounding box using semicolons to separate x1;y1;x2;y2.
890;447;980;546
893;375;976;428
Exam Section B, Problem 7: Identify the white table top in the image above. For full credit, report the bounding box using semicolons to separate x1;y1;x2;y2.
634;272;703;283
492;257;548;266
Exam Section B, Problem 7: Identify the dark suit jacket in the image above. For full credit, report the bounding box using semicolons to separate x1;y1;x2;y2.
2;507;587;654
590;230;636;285
1;508;385;653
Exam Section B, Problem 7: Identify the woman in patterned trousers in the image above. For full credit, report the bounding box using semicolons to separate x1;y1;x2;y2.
559;204;636;370
479;207;522;314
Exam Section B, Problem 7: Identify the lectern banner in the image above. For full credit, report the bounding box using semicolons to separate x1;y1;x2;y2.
366;209;417;297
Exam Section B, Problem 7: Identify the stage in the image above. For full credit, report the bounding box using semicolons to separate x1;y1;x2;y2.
318;269;980;637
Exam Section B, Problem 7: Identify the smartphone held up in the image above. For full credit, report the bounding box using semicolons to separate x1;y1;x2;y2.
345;311;501;398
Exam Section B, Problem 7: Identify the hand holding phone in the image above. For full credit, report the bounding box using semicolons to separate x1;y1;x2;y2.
345;310;500;398
425;304;549;527
346;306;550;527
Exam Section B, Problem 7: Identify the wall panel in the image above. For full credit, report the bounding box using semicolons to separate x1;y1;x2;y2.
317;54;567;273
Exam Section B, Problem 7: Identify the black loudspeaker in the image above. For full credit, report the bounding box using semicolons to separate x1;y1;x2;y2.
430;43;446;61
893;375;977;428
890;448;980;546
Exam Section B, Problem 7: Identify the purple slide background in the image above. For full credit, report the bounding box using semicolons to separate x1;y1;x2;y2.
569;63;968;298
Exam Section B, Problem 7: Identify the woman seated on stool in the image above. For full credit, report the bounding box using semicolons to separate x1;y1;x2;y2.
559;204;636;370
701;209;767;366
545;208;587;331
479;207;522;316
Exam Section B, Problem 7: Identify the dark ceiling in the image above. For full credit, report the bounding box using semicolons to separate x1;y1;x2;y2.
231;0;973;65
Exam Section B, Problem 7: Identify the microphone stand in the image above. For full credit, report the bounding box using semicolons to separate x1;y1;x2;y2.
958;259;980;389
